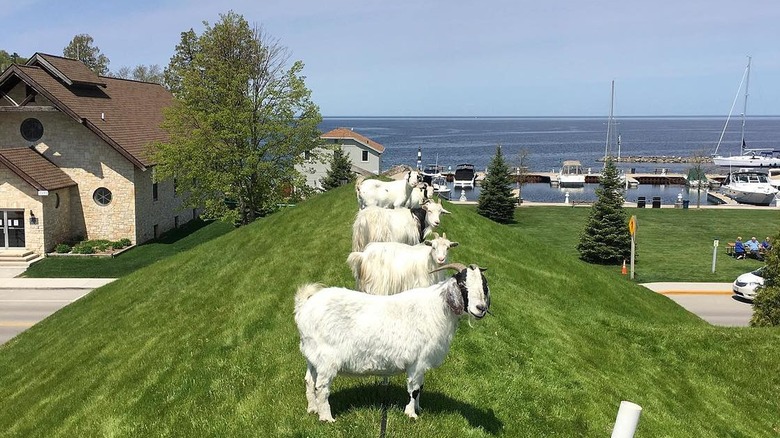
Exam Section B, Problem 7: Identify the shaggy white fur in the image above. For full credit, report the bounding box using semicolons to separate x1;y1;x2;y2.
347;233;459;295
351;200;450;252
294;264;490;422
356;170;421;209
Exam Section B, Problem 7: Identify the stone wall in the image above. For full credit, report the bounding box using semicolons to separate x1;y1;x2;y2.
133;168;191;243
0;168;43;253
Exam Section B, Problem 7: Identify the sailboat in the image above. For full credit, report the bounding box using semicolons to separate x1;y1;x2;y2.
712;57;780;168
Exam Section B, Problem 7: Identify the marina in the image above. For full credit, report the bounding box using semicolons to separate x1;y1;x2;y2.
319;116;780;206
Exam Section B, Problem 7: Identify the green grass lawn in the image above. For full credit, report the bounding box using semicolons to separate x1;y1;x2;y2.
511;206;778;283
22;219;234;278
1;187;779;437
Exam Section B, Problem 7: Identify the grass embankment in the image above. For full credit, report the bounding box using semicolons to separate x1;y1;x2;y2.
22;219;234;278
512;206;778;283
1;186;779;437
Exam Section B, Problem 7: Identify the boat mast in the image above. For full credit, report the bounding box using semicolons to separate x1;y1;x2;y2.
604;80;615;167
740;56;751;155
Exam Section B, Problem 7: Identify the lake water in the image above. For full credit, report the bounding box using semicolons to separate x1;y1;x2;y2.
318;117;780;204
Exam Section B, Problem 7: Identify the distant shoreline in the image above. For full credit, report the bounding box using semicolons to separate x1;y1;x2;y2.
322;115;780;120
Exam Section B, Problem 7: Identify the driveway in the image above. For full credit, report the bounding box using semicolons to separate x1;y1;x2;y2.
642;282;753;327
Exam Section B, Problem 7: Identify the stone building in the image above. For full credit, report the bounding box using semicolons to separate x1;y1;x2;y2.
0;53;192;258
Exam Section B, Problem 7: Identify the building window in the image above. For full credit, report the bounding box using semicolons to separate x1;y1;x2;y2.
192;208;197;220
93;187;112;206
54;193;60;209
153;224;159;239
173;177;178;195
153;182;158;201
174;215;179;228
361;150;369;162
20;118;44;142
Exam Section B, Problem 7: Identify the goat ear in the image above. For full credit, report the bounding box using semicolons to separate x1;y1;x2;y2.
424;240;433;246
445;282;464;314
450;241;459;248
442;208;451;215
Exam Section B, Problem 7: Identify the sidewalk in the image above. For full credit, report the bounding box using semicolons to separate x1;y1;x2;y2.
0;266;116;289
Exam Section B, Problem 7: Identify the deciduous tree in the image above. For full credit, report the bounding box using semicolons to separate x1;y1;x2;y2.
0;50;25;71
152;11;321;225
111;64;164;84
63;34;110;75
477;145;516;223
577;158;631;264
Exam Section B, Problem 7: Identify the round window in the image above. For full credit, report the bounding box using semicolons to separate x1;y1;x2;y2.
20;118;44;142
93;187;112;206
54;192;60;209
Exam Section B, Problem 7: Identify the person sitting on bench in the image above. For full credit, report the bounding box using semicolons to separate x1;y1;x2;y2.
734;237;746;260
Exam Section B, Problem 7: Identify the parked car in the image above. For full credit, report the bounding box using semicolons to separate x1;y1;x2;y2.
732;267;765;300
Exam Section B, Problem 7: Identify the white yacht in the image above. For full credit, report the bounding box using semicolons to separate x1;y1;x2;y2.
558;160;585;187
720;169;779;206
712;57;780;168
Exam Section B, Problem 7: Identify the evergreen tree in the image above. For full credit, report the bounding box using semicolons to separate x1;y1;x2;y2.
577;158;631;264
750;232;780;327
477;145;516;223
320;148;355;190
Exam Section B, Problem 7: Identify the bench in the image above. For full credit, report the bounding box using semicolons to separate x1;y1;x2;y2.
726;242;735;256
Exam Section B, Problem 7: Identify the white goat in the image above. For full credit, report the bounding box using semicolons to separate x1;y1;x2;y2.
347;232;459;295
409;183;433;209
351;200;450;252
356;170;421;209
294;263;491;422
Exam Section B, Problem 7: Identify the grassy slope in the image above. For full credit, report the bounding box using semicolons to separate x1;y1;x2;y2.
0;186;778;437
513;206;778;283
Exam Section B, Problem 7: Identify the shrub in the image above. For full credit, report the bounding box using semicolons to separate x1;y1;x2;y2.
118;238;131;247
55;244;71;254
110;241;125;250
751;232;780;326
71;243;95;255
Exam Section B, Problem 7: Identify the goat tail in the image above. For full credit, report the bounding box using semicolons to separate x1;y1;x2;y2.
346;252;363;288
295;283;324;311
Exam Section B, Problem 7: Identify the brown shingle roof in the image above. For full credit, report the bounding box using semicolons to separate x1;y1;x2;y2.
321;127;385;153
0;147;76;191
3;53;173;168
29;53;107;87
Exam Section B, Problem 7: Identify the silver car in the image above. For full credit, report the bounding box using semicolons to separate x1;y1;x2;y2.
732;267;765;300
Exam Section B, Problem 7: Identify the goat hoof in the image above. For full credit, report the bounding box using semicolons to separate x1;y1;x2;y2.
307;405;318;414
404;407;419;419
319;415;335;423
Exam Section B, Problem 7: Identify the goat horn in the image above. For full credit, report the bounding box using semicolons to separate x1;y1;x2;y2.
430;262;467;273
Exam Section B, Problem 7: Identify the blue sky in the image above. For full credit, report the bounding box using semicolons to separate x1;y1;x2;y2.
3;0;780;116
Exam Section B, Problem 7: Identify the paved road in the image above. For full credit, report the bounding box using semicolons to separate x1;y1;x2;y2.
0;278;115;345
642;282;752;327
0;288;92;344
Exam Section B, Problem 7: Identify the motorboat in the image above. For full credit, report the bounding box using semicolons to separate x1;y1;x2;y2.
769;168;780;189
431;174;451;198
686;168;710;189
712;57;780;168
558;160;585;187
720;169;779;206
453;163;476;188
421;163;445;185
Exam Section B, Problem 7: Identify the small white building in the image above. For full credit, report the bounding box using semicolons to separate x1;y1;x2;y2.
298;127;384;190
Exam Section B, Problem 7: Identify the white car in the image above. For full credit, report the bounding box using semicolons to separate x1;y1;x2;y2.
732;267;765;300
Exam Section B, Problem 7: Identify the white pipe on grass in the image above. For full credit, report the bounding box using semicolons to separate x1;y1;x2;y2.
611;400;642;438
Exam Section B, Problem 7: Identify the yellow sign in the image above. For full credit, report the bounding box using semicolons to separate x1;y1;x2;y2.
628;215;636;236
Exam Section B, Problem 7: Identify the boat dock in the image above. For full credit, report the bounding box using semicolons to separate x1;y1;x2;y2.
515;171;725;186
